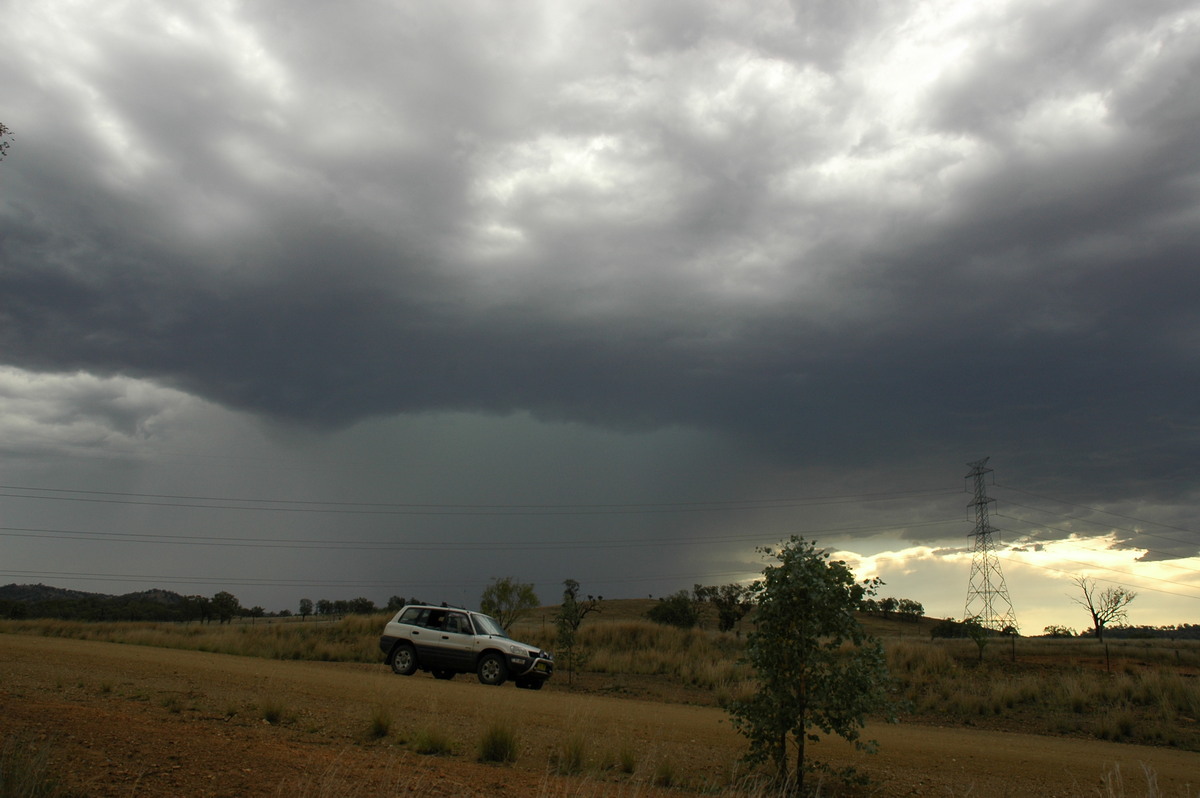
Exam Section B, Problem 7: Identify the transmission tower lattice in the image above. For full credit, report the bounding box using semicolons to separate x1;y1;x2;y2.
963;457;1018;632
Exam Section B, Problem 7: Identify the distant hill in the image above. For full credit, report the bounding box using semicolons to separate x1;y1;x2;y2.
0;583;189;621
0;583;185;605
0;583;104;602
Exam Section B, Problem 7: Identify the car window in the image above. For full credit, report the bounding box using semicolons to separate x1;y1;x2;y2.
471;613;508;638
398;607;425;625
447;612;473;635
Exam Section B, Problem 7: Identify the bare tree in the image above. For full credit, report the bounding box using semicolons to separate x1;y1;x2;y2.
1071;576;1136;643
555;579;602;686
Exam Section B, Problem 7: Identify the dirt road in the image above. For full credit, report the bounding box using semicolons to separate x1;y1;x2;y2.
2;635;1196;796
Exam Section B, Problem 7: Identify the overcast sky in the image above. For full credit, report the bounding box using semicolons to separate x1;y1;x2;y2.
2;0;1198;633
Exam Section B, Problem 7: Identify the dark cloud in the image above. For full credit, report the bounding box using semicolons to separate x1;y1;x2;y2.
2;1;1198;622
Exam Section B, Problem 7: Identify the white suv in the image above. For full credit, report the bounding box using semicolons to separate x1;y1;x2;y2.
378;605;553;689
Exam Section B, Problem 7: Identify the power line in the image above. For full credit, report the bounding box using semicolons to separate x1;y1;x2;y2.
0;518;961;551
993;547;1200;602
0;484;959;515
999;498;1199;553
995;513;1199;575
0;567;756;591
996;484;1199;543
994;525;1200;591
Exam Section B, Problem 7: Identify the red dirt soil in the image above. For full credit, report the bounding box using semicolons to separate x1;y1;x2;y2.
2;635;1197;797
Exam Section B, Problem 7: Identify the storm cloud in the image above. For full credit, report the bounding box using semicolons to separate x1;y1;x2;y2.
2;1;1198;626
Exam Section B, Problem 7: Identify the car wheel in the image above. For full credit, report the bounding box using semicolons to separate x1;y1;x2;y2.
390;643;418;676
432;669;455;680
477;652;508;686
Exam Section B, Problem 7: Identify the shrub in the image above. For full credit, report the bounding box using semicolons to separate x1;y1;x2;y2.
930;618;967;639
646;591;699;629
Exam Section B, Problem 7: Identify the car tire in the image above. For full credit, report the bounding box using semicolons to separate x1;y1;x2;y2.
390;643;418;676
432;669;455;680
477;652;508;686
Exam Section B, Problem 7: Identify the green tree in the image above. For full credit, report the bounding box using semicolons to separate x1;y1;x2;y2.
964;617;990;662
694;583;754;633
182;594;212;624
729;537;892;793
479;577;540;631
930;617;966;638
555;579;602;686
211;591;241;624
298;598;313;620
646;589;698;628
896;598;924;622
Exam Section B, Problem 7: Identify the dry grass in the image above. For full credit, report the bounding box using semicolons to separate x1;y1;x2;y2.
510;616;755;694
0;735;75;798
4;606;1199;752
367;703;393;739
410;727;455;757
890;638;1200;749
478;720;520;764
0;615;383;662
6;623;1200;798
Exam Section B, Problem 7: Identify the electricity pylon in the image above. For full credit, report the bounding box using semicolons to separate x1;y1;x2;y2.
963;458;1018;632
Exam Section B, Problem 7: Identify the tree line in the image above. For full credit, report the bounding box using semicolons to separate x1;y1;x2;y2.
0;586;414;623
642;583;925;631
0;589;255;623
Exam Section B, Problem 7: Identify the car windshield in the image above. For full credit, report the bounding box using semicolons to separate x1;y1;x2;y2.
471;613;508;638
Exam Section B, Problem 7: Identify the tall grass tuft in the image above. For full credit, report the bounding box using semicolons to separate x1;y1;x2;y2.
477;721;519;764
1;735;70;798
410;727;454;756
550;732;588;775
617;743;638;775
259;697;289;725
367;704;392;739
652;756;678;788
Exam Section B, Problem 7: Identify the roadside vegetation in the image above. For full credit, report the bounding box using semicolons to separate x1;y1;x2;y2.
3;605;1199;754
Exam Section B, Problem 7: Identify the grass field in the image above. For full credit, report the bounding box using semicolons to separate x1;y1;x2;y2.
3;600;1198;753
